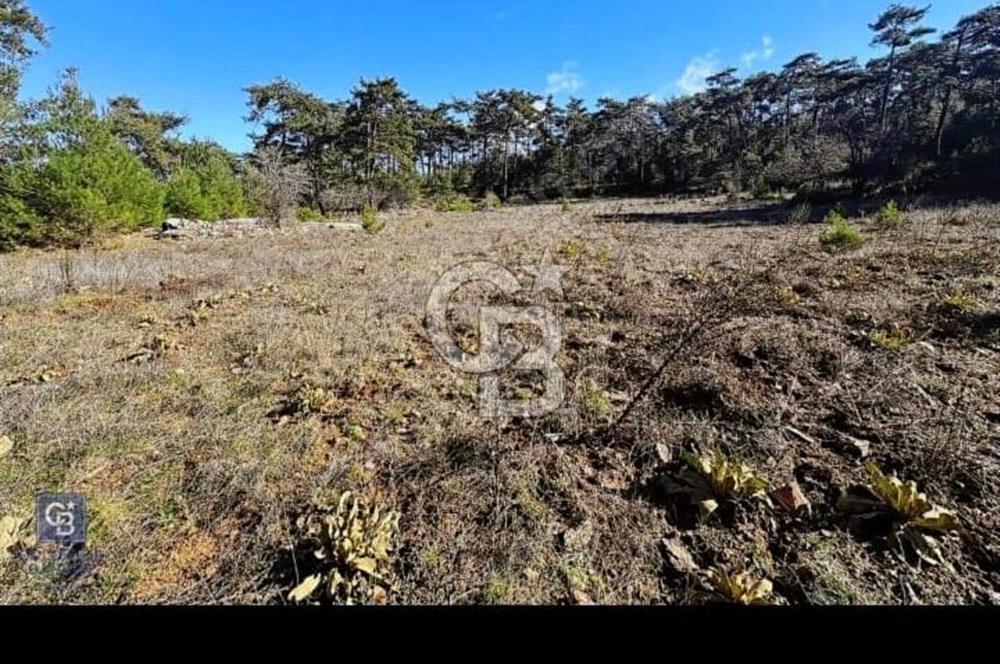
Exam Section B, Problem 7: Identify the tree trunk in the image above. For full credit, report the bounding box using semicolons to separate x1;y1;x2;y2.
879;46;897;138
502;137;509;199
936;33;966;158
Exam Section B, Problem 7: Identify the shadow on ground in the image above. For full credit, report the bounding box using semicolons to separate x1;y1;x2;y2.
595;204;793;228
594;195;993;228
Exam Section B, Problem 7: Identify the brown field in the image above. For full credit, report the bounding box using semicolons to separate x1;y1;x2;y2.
1;196;998;605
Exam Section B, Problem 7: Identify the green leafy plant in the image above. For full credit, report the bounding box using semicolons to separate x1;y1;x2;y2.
269;377;341;423
346;423;367;442
776;285;801;306
287;491;400;605
837;463;961;567
875;200;906;229
708;568;773;605
361;203;384;234
482;576;511;604
560;239;585;261
819;209;865;252
661;450;771;519
941;290;979;313
580;380;612;421
870;324;916;351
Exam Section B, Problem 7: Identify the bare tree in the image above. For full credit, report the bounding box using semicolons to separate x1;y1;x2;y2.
245;145;308;227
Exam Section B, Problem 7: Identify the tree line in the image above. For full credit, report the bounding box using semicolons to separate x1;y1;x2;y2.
1;1;998;248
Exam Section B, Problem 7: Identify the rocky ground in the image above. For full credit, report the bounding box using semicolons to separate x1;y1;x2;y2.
157;217;363;240
0;196;997;605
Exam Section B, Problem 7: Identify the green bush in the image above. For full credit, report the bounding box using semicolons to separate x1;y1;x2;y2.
483;191;502;210
434;193;475;213
28;136;165;245
1;74;170;248
296;206;324;222
819;209;865;252
875;200;906;229
168;142;248;221
361;203;383;234
165;167;210;220
0;190;44;250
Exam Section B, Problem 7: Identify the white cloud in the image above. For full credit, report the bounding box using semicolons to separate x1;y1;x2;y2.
740;35;776;71
762;35;775;59
676;52;720;95
545;61;585;95
741;51;759;68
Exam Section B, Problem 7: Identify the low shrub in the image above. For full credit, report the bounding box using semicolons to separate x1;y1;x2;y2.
296;206;324;222
875;200;906;229
560;239;585;261
580;380;612;421
483;191;502;210
361;203;384;234
870;325;916;351
819;209;865;252
434;194;475;213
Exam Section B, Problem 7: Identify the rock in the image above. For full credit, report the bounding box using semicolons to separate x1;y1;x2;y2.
824;431;872;459
328;222;364;232
562;520;595;553
571;590;594;605
841;435;872;459
0;435;12;458
371;586;389;605
661;536;699;574
157;217;270;241
772;481;811;515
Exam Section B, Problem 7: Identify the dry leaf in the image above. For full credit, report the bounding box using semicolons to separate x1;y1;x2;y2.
772;481;811;514
662;536;699;574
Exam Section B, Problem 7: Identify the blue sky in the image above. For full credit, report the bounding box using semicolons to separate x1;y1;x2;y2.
18;0;991;153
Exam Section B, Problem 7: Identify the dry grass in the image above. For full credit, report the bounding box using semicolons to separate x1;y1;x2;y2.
1;196;998;605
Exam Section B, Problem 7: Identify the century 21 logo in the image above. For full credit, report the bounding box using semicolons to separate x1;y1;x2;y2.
425;254;566;418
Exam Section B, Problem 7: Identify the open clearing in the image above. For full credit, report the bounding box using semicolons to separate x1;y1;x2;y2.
1;196;998;605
